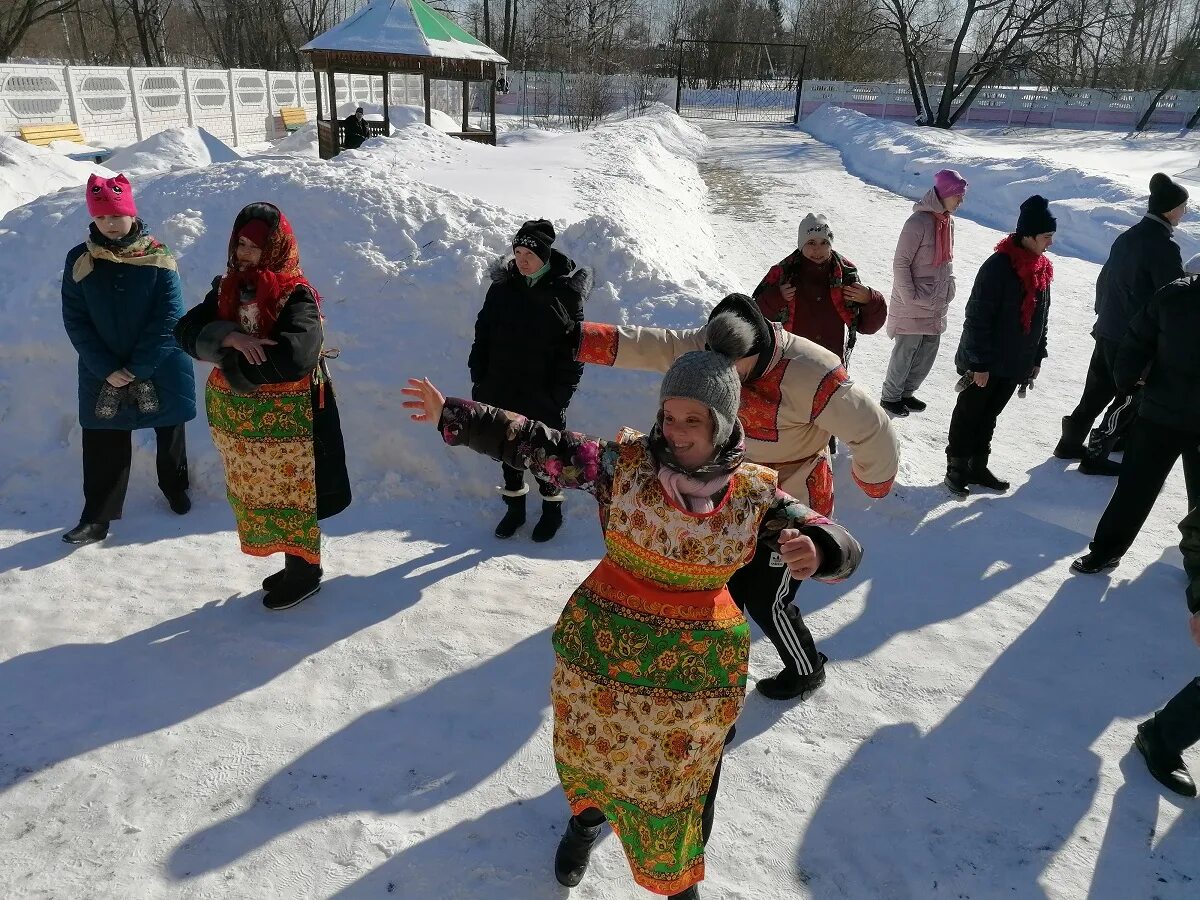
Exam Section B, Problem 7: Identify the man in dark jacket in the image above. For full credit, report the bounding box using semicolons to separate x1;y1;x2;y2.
1055;173;1187;475
468;219;591;542
342;107;371;150
1072;255;1200;576
944;196;1055;497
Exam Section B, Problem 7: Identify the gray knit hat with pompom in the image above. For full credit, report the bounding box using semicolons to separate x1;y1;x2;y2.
658;314;753;448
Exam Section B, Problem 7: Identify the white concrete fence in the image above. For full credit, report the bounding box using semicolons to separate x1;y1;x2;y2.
4;63;1199;149
0;63;474;147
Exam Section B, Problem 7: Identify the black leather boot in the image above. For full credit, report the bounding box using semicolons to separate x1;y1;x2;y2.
944;456;970;497
531;497;564;543
1053;415;1088;460
967;455;1009;491
62;522;109;545
1135;719;1197;797
495;491;527;539
553;815;602;887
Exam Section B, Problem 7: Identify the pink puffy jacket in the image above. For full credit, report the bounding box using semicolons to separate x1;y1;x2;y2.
887;188;956;337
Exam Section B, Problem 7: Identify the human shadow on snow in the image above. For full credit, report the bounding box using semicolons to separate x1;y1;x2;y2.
0;537;483;793
167;625;555;880
793;535;1199;898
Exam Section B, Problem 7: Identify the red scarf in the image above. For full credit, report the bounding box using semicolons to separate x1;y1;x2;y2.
995;235;1053;334
217;207;318;336
932;212;953;267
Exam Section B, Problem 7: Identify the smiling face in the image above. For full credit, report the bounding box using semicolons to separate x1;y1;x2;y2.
92;215;135;240
235;236;263;270
513;245;543;276
801;237;832;264
661;397;716;469
1022;232;1055;255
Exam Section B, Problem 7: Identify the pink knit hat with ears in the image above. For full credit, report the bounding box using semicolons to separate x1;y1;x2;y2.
934;169;967;199
86;173;137;218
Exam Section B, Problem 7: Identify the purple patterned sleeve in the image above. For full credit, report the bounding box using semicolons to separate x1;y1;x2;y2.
438;398;618;502
759;489;863;583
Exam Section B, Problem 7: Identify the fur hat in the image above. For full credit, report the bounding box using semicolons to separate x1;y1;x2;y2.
1015;195;1056;237
934;169;968;199
798;212;833;248
513;219;555;262
659;316;751;449
1149;172;1189;217
86;173;137;218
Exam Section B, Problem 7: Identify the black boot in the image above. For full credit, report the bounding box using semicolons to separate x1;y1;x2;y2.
495;492;527;539
967;455;1009;491
62;522;109;545
1079;452;1121;476
531;497;564;543
670;887;701;900
1070;551;1120;574
1053;415;1088;460
944;456;970;497
165;491;191;515
1135;719;1197;797
755;653;828;701
263;555;323;611
553;815;602;887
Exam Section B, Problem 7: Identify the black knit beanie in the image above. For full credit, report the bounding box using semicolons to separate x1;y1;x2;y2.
1015;195;1056;238
706;293;776;381
1148;172;1189;217
513;219;555;262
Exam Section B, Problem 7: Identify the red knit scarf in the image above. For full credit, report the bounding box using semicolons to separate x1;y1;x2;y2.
217;208;318;336
996;235;1053;334
932;212;953;267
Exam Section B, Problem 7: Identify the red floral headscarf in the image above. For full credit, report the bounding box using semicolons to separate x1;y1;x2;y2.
217;202;319;336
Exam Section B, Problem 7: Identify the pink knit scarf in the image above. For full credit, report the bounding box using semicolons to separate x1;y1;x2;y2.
933;212;953;267
657;468;731;514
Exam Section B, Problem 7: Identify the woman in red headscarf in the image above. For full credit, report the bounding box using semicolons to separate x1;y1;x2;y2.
176;202;351;610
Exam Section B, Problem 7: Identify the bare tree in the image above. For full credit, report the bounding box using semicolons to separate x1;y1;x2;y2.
1;0;81;61
1136;2;1200;128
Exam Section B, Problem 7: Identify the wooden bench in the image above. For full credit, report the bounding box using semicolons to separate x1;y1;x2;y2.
279;107;309;134
19;122;109;162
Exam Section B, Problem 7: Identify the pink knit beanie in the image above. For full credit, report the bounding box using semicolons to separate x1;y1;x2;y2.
934;169;967;199
86;173;138;218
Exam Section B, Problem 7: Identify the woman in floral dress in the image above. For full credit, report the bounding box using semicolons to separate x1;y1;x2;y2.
402;317;861;898
175;202;350;610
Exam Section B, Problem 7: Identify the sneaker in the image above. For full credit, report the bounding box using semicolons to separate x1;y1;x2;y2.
62;522;109;545
880;399;909;417
263;566;323;610
1070;552;1120;575
901;396;927;412
755;653;828;701
1135;719;1197;797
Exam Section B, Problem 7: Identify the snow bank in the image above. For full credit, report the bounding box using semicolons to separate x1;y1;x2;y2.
802;105;1200;263
0;136;112;220
103;127;241;175
0;106;730;509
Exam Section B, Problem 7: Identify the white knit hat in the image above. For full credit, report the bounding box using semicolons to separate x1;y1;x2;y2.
1185;253;1200;275
798;213;833;248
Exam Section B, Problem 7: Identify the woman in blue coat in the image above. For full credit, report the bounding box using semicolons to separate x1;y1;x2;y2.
60;174;196;544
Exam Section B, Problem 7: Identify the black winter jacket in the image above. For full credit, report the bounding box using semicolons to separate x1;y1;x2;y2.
1094;215;1183;342
1115;274;1200;434
175;279;352;520
954;250;1050;380
468;249;591;429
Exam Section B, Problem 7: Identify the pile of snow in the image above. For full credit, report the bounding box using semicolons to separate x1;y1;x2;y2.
267;121;318;156
103;126;241;175
0;106;730;509
337;100;460;133
802;105;1200;264
0;136;112;220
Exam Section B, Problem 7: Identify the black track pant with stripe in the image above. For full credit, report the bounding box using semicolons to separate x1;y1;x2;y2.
1065;337;1141;456
726;540;822;677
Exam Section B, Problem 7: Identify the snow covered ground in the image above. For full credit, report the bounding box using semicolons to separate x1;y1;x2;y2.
2;105;1199;898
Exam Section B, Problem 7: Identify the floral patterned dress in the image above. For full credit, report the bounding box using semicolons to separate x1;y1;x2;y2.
439;398;861;895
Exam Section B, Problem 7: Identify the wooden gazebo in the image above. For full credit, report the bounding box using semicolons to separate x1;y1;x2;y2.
300;0;507;159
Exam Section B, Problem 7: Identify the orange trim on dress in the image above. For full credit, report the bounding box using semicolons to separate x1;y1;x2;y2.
853;470;894;499
738;358;789;442
810;365;849;421
578;322;619;366
582;558;743;623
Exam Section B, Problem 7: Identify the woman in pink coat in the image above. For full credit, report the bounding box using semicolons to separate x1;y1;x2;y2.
880;169;967;417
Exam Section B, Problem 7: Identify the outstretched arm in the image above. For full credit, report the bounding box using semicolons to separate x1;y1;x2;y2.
403;378;617;502
576;322;704;373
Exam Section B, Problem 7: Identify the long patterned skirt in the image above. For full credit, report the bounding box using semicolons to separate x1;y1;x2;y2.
551;556;749;895
205;368;320;563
